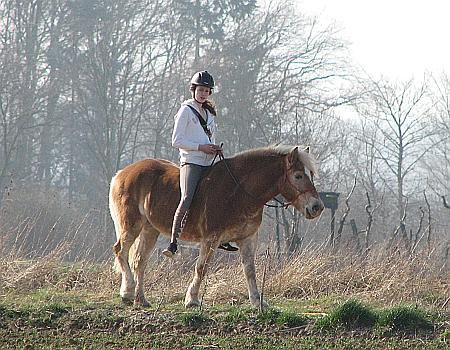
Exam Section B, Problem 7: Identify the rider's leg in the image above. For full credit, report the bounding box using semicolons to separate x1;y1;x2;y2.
163;164;205;257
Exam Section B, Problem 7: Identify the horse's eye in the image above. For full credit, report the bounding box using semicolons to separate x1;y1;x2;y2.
295;174;303;180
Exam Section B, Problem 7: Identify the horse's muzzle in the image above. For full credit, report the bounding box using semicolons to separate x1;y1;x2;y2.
305;198;324;219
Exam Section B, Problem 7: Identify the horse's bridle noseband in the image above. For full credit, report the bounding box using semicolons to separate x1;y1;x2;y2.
276;157;315;208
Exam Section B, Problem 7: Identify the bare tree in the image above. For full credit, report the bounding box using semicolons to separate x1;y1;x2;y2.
209;0;355;153
334;176;357;248
173;0;256;66
0;0;55;203
420;73;450;197
63;0;164;201
355;78;438;222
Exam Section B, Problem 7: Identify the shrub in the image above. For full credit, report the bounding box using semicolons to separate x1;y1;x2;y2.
377;305;432;332
315;299;377;330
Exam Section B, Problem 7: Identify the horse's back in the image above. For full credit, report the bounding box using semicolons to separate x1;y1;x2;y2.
111;158;178;192
110;159;180;229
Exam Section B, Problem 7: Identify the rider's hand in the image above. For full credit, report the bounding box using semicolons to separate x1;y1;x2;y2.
198;144;222;155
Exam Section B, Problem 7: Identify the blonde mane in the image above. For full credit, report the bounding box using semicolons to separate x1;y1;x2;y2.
233;145;319;177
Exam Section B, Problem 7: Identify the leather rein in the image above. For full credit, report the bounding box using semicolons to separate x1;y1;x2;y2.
212;150;312;209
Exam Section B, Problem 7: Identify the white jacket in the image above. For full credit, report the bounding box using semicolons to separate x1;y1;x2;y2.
172;99;216;166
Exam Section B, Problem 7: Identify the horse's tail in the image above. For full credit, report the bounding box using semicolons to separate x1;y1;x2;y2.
109;171;123;274
109;169;146;274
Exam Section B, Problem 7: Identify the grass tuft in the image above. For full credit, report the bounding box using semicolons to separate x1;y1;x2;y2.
223;306;250;323
275;310;308;327
376;305;433;333
441;327;450;342
177;311;210;327
43;302;69;314
257;308;307;327
0;304;28;319
315;299;377;330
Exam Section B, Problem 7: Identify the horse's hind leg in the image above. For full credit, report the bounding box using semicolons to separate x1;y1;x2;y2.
131;223;159;307
113;221;144;304
236;232;268;309
185;240;216;308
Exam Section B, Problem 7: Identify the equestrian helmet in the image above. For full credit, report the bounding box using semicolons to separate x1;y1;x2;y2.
190;71;215;88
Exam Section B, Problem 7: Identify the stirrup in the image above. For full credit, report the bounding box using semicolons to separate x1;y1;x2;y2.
218;242;238;252
162;242;178;258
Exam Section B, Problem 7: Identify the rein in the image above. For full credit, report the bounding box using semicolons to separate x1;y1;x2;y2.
211;149;306;209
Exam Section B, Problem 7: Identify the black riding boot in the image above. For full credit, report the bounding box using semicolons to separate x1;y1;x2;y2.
218;242;239;252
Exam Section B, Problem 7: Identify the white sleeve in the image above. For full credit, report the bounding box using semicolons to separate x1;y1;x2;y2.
171;106;199;151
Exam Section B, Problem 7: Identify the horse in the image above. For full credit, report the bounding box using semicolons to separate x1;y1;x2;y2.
109;145;324;308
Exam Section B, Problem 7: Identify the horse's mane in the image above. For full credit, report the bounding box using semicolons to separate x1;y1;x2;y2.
231;145;319;177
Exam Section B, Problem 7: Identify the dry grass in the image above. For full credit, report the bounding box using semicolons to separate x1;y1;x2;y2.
1;243;448;312
199;246;449;310
264;248;448;305
1;189;448;311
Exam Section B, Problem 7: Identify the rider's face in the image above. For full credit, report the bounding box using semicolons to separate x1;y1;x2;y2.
194;86;211;103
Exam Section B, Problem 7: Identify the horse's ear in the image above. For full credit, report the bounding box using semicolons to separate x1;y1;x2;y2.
305;146;310;153
288;146;299;166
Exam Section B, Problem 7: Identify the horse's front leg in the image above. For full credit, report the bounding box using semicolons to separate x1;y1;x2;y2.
185;240;216;308
236;232;268;309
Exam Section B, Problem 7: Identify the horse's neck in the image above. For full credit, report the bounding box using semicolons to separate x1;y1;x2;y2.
232;154;284;205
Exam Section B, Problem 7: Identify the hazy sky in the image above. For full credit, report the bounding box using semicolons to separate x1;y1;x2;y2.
298;0;450;80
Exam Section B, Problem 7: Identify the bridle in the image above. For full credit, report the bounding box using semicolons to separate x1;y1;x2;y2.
212;150;314;209
275;156;316;208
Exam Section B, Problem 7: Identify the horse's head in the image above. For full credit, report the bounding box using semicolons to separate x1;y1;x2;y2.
279;146;324;219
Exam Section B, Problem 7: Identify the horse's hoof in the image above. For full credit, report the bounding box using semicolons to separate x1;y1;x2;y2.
134;298;150;308
259;301;270;310
185;299;201;308
250;299;269;309
121;297;133;306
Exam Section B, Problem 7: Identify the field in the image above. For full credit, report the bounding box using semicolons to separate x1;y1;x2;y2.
0;247;449;349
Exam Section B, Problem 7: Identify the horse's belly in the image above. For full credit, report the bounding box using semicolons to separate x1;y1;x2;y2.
221;220;261;242
179;223;204;242
150;205;263;244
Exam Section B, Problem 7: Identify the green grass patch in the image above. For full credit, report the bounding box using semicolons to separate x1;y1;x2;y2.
315;299;377;330
0;301;68;319
441;327;450;342
222;305;250;323
1;287;94;309
0;301;70;330
0;292;446;349
177;310;211;327
274;295;340;313
257;308;308;327
377;305;433;333
0;304;29;319
68;308;126;330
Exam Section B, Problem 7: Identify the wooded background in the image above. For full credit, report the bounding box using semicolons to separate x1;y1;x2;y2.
0;0;448;261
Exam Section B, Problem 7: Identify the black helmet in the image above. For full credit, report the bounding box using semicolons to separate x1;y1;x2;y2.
190;70;215;88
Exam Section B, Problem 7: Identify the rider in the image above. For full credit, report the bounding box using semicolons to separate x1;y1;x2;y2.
162;70;238;257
